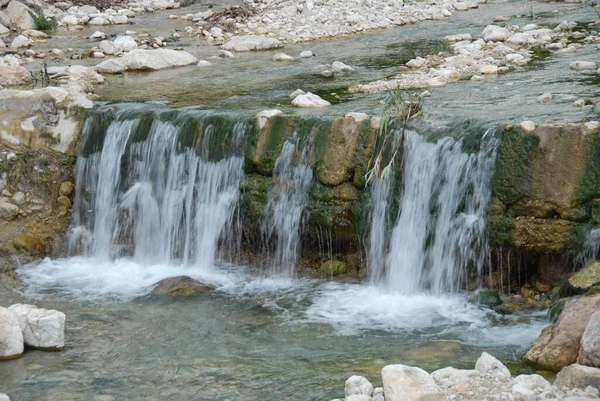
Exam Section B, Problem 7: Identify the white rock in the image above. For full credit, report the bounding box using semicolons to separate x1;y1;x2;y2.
579;310;600;367
444;33;472;42
0;24;8;36
480;64;498;74
0;393;10;401
6;0;36;31
382;364;440;401
289;89;305;99
90;31;106;40
406;57;426;68
61;15;79;25
272;52;294;61
475;352;511;380
111;15;129;24
299;50;314;58
197;60;212;67
331;61;354;73
519;120;536;133
95;49;198;73
346;396;373;401
345;112;369;122
482;25;511;41
513;374;552;391
22;30;49;40
506;32;534;45
512;383;536;401
0;200;18;219
538;92;553;101
570;61;597;71
93;51;105;58
291;92;331;108
113;35;138;52
431;367;479;387
221;35;283;52
345;375;374;397
10;35;32;48
10;191;25;206
217;49;235;58
0;306;23;359
256;109;283;129
99;40;117;55
505;53;526;65
89;17;109;25
8;304;65;350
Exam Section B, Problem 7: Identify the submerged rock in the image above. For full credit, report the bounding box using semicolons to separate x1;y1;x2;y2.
0;306;23;359
525;295;600;371
569;261;600;291
152;276;216;296
319;260;349;276
469;289;502;307
8;304;66;350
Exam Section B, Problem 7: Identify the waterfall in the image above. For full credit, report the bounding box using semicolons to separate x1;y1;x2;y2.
69;107;245;269
261;135;313;276
369;129;499;294
575;227;600;268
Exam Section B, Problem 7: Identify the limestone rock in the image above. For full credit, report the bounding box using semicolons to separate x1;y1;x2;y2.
197;60;211;67
12;234;45;255
59;181;74;197
475;352;511;380
482;25;511;41
299;50;313;58
152;276;216;296
95;49;198;73
0;200;19;220
519;120;536;133
99;40;116;55
291;92;331;108
512;384;535;401
10;34;32;48
113;35;138;53
345;375;374;397
381;364;440;401
256;109;283;129
469;289;502;307
513;374;552;391
0;306;23;359
525;295;600;371
554;364;600;389
570;61;597;72
22;29;48;40
5;0;36;31
444;33;472;42
331;61;354;73
288;89;305;99
431;367;479;388
578;310;600;367
272;52;294;61
0;65;32;86
0;393;10;401
346;396;373;401
221;35;283;52
0;23;9;36
480;64;498;74
217;49;235;58
8;304;65;350
569;261;600;291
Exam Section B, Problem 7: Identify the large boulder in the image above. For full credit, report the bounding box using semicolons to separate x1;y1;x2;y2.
5;0;36;31
554;364;600;389
8;304;66;350
345;375;374;397
221;35;283;52
569;261;600;291
431;367;479;388
0;306;23;359
151;276;215;296
0;65;32;86
95;49;198;73
475;352;511;380
113;35;137;53
381;364;440;401
525;295;600;371
579;310;600;367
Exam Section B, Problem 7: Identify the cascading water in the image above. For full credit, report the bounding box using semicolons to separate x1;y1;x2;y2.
261;134;313;276
575;227;600;268
69;106;245;269
368;128;499;294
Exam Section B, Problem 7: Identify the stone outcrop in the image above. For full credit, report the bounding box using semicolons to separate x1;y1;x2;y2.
381;364;440;401
578;310;600;367
554;364;600;389
569;261;600;291
525;295;600;371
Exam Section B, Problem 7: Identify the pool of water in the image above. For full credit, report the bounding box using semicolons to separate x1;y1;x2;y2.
0;257;547;401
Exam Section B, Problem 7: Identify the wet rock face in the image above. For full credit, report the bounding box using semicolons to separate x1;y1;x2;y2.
525;295;600;371
569;261;600;291
151;276;216;297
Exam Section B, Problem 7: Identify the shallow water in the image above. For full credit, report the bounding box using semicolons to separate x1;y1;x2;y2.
0;258;547;401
